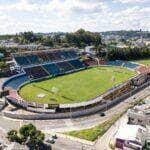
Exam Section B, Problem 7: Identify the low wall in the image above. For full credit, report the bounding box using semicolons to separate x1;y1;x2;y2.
3;81;150;120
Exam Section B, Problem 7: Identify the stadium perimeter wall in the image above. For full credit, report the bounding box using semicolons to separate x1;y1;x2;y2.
3;81;150;120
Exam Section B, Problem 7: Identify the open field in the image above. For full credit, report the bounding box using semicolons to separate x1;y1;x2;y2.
134;58;150;66
19;66;136;104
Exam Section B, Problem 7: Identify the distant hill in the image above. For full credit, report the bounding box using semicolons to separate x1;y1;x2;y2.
100;30;150;39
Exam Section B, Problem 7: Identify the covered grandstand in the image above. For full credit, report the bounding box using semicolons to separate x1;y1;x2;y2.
12;49;79;67
12;49;86;80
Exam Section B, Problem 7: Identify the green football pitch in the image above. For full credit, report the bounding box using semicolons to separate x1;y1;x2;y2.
19;66;136;104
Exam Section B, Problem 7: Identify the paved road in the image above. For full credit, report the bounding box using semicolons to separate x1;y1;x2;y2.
50;136;94;150
1;86;150;133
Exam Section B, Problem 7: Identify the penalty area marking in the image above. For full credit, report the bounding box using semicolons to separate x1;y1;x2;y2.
37;93;46;98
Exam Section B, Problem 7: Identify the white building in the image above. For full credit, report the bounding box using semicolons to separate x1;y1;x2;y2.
127;97;150;126
85;46;95;55
115;124;146;150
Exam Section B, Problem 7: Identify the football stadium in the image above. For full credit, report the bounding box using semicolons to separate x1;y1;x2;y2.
1;48;150;119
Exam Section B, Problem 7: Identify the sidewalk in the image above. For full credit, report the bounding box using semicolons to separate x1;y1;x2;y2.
95;115;128;150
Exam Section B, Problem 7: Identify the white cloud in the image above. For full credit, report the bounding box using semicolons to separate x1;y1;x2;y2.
0;0;107;13
0;0;39;12
0;0;149;34
108;6;150;30
113;0;149;3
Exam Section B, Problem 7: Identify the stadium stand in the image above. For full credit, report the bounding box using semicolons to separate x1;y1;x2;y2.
24;66;49;79
56;61;75;73
99;60;107;65
26;55;40;64
13;49;80;67
46;52;57;62
83;59;98;66
68;50;78;58
36;52;50;62
69;59;85;69
3;74;29;90
122;61;139;69
61;51;72;59
12;49;86;80
43;63;61;76
15;56;30;66
107;60;139;69
107;60;123;67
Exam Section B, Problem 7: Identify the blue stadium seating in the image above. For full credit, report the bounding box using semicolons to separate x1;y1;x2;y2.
68;51;78;58
24;66;49;79
60;51;72;59
69;59;85;69
26;55;40;64
4;75;29;90
107;60;123;67
52;52;63;61
14;50;79;67
107;60;139;69
43;63;61;76
122;61;139;69
46;52;56;62
37;52;50;62
56;61;74;73
15;56;30;66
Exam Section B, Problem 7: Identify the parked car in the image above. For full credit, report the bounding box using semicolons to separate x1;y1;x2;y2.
52;134;57;139
100;112;105;117
46;138;55;144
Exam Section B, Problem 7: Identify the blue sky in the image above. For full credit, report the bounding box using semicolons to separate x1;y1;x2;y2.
0;0;149;34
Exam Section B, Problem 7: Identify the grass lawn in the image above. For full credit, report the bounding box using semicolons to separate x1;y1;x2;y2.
134;58;150;66
19;66;136;104
67;112;124;141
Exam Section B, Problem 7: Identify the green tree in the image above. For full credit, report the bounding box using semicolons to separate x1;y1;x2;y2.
0;61;7;69
65;29;102;48
19;123;45;142
106;46;150;61
7;124;46;150
7;130;21;143
95;44;106;56
41;37;54;47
